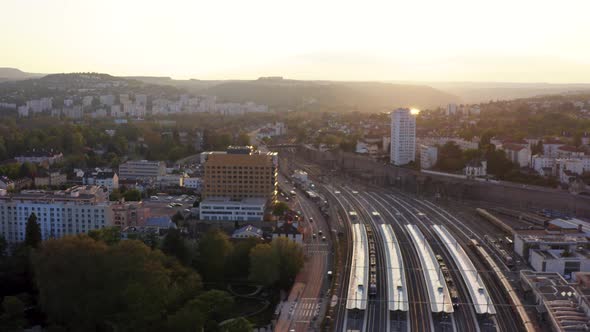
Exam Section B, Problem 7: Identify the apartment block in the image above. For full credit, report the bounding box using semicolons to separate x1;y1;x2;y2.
0;186;113;243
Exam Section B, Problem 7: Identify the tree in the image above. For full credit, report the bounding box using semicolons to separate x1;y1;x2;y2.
172;211;184;225
226;237;260;279
272;201;289;216
166;299;206;332
197;229;233;282
88;227;121;245
32;236;202;331
0;296;25;331
248;243;279;286
123;189;142;201
162;229;191;265
25;213;41;248
435;142;465;172
236;133;250;146
271;237;305;289
222;317;253;332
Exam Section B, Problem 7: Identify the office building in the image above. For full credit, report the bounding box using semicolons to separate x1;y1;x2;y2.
199;197;266;222
202;146;278;202
390;108;416;166
118;160;166;180
0;186;113;243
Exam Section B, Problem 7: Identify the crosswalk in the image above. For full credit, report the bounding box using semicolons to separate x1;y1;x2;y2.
292;298;321;322
305;243;330;254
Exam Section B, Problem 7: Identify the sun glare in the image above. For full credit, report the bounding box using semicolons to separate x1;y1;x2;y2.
410;108;420;115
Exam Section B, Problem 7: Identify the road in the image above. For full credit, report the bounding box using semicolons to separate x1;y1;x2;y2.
274;175;331;332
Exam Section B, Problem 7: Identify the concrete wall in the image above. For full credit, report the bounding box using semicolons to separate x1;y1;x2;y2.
297;146;590;218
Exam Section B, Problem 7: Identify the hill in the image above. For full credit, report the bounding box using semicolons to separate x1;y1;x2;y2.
0;67;44;82
198;79;458;111
422;81;590;103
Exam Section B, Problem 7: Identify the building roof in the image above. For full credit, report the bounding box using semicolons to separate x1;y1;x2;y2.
274;222;300;235
503;143;528;151
466;159;486;168
233;225;263;238
558;145;583;153
201;197;266;206
205;152;276;167
145;216;176;228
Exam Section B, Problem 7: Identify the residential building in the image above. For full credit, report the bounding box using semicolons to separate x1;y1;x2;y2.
543;139;566;157
464;159;487;177
111;201;150;227
83;170;119;193
503;143;531;167
0;177;14;190
157;175;184;188
202;147;278;202
15;151;63;165
34;172;67;187
272;222;303;244
390;108;416;166
0;186;112;243
199;197;266;222
419;145;438;169
557;145;585;158
119;160;166;180
355;140;379;155
232;225;264;239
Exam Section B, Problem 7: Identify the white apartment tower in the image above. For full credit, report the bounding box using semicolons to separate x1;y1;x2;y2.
390;108;416;166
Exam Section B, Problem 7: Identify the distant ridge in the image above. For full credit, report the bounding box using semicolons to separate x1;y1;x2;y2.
0;67;45;82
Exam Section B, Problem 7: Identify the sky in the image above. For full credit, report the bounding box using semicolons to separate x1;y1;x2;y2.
2;0;590;83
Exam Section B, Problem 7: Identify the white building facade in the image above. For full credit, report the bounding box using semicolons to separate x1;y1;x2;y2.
390;108;416;166
0;186;113;243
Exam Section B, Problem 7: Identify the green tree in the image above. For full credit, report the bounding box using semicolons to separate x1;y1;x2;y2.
236;133;251;146
88;227;121;245
226;237;260;279
25;213;41;248
248;243;279;286
32;236;202;331
222;317;253;332
0;296;25;331
435;142;465;172
272;237;305;289
123;189;142;201
162;229;191;265
197;230;233;282
272;201;289;216
166;299;206;332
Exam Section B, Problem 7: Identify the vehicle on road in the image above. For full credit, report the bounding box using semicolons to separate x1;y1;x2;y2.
312;233;317;239
322;236;326;242
309;217;313;223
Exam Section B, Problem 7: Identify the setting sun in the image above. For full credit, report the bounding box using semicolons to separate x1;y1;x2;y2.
410;108;420;115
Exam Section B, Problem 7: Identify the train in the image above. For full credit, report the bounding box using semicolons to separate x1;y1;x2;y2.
436;255;459;307
476;208;514;234
349;211;358;222
484;235;515;268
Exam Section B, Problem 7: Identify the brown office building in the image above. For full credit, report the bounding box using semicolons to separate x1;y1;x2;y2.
203;147;278;203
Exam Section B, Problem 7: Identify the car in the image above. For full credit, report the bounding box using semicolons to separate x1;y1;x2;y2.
318;230;323;235
309;217;313;223
312;233;317;239
322;236;326;241
150;196;159;200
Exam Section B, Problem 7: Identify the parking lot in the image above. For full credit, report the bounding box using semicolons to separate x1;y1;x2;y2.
142;194;196;217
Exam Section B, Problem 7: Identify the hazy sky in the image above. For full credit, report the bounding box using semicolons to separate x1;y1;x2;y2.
2;0;590;82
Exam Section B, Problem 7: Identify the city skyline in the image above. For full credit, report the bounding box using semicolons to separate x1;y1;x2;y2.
2;0;590;83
